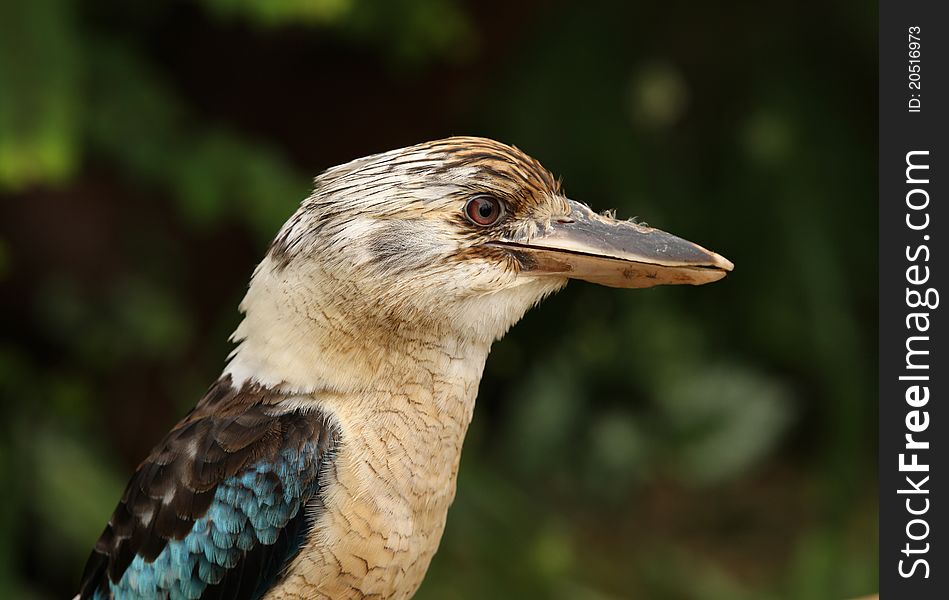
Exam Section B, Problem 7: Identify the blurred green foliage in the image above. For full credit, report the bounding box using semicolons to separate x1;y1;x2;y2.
0;0;877;598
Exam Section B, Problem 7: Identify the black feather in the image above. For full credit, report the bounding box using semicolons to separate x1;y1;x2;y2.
77;376;340;599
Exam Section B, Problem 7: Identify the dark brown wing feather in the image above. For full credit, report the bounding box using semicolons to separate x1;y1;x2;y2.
78;376;339;599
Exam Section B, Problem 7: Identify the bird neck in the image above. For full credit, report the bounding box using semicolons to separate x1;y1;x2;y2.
223;256;494;396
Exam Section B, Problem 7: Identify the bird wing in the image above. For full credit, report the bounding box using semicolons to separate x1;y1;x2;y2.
78;378;339;600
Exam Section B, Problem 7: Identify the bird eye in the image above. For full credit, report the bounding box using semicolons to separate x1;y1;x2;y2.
464;196;504;226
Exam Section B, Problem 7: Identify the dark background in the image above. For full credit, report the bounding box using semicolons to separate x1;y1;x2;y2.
0;1;877;598
878;2;945;598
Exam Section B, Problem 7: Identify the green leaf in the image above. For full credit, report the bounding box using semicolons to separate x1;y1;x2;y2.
0;0;81;189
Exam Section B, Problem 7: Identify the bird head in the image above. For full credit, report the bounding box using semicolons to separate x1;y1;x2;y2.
229;137;732;391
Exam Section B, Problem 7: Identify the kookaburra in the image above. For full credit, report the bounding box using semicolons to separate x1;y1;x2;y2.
78;137;732;600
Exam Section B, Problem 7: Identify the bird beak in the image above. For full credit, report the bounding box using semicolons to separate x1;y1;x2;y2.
491;199;734;288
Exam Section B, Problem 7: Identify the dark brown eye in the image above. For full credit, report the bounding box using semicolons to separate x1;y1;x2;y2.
465;196;504;226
